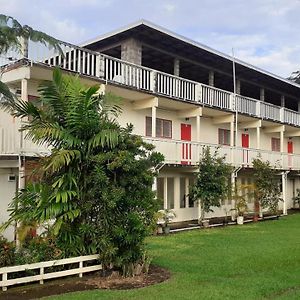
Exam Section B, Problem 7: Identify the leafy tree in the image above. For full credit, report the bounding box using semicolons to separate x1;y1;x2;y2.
1;69;163;275
0;14;62;100
252;157;282;215
0;68;121;240
190;146;233;221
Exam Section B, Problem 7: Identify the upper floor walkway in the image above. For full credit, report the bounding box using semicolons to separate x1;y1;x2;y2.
1;39;300;129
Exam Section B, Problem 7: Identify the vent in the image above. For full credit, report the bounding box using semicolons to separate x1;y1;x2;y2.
8;175;16;182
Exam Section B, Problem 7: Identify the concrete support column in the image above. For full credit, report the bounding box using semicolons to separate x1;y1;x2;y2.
281;95;285;107
152;176;157;192
163;178;168;209
231;172;236;216
298;101;300;112
260;88;265;102
174;177;180;209
121;38;142;65
236;79;241;94
282;172;288;215
185;178;189;208
151;106;157;138
256;127;261;150
280;130;284;153
208;70;214;86
196;115;201;142
173;58;180;77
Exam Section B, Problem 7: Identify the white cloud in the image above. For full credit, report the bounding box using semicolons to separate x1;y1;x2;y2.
1;0;300;76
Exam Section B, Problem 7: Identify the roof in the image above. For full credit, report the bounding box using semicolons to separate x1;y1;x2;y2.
80;19;300;97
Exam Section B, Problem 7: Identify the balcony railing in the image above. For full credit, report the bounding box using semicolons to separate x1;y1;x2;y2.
1;39;300;129
144;137;300;170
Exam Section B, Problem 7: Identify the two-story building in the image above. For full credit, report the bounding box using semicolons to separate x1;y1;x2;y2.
1;20;300;239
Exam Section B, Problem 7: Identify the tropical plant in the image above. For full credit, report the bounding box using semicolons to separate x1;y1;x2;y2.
189;146;233;222
0;68;121;244
0;68;163;276
0;14;62;56
252;157;282;215
0;14;62;102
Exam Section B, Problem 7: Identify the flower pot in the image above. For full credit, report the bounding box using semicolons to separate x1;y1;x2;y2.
157;226;163;234
237;216;244;225
201;219;210;228
163;226;170;235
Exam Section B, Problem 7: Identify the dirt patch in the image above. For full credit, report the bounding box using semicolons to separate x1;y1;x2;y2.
0;265;170;300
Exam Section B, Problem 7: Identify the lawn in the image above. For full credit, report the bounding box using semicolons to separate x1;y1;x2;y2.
48;214;300;300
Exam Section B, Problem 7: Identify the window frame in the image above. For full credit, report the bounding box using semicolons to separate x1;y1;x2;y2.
145;116;172;139
218;128;231;146
271;137;280;152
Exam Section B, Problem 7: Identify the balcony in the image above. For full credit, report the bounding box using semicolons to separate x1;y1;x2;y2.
144;137;300;170
1;40;300;130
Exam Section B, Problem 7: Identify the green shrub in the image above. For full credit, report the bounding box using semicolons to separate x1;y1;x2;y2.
0;235;15;267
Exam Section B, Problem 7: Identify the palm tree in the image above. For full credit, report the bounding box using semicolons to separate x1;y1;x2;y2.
0;14;62;56
0;14;62;100
0;68;121;239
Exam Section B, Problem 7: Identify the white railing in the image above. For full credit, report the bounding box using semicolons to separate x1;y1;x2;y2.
0;254;101;291
103;55;152;91
260;102;281;121
2;39;300;129
144;137;300;170
235;95;257;116
156;72;197;101
201;84;231;109
284;108;300;126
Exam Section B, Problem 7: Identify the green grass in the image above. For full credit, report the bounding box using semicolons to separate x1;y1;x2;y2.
48;214;300;300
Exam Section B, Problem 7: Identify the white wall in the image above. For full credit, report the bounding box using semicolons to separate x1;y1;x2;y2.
0;169;17;240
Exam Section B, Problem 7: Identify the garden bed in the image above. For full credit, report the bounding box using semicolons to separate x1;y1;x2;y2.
0;265;170;300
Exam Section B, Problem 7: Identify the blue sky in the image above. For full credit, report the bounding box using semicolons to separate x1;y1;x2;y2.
1;0;300;77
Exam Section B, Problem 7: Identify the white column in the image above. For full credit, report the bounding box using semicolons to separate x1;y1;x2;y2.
185;178;189;208
231;172;236;220
174;58;180;77
208;70;214;86
282;172;287;215
281;95;285;107
260;88;265;102
256;127;261;149
174;177;180;209
163;178;168;209
151;106;157;138
196;115;201;142
280;130;284;153
152;176;157;192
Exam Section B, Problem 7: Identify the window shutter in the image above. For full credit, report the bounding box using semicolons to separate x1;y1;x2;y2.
146;117;152;136
163;120;172;138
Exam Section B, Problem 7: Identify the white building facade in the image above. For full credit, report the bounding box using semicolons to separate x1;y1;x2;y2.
1;20;300;238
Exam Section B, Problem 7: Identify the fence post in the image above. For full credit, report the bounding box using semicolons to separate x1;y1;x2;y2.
2;273;7;291
98;55;105;79
280;107;285;123
40;267;44;284
79;261;83;278
256;101;261;118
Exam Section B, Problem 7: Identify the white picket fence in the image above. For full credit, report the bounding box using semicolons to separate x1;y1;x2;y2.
0;254;101;291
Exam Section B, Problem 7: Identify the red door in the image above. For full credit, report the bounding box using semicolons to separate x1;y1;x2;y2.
181;124;191;165
242;133;249;165
288;141;293;168
288;141;293;154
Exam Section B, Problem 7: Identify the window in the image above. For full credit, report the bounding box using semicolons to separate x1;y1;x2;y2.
218;128;230;146
271;138;280;152
146;117;172;138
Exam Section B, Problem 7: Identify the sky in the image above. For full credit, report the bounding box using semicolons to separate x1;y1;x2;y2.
1;0;300;78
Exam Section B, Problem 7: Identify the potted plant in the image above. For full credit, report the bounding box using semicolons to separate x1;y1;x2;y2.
235;197;248;225
157;209;176;234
